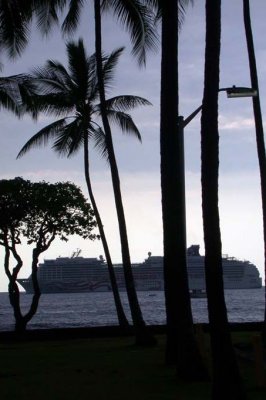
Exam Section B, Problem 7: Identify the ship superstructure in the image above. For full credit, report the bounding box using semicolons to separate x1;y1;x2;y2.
17;245;262;293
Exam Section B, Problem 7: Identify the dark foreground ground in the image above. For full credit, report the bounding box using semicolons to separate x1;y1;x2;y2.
0;324;265;400
0;321;264;341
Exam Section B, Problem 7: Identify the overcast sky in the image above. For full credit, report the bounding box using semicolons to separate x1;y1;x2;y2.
0;0;266;292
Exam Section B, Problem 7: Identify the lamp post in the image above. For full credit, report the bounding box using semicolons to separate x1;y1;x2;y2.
178;85;257;251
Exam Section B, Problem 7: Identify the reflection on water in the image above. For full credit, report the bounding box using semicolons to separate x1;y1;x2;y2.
0;288;264;331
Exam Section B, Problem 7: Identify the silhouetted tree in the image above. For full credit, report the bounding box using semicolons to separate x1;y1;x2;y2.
16;41;152;329
142;0;208;378
94;0;156;345
31;0;158;345
0;177;97;333
242;0;266;340
201;1;246;398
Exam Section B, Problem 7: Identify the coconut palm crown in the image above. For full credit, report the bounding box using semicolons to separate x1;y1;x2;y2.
17;39;150;159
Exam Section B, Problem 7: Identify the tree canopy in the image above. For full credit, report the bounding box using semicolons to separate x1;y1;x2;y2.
0;177;98;251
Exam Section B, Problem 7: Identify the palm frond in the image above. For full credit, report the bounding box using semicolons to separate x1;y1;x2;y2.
66;39;89;100
104;95;152;112
61;0;83;35
32;60;73;92
0;0;31;58
23;93;75;117
33;0;66;35
102;0;158;66
101;47;124;91
0;87;20;115
18;65;76;116
86;54;98;103
0;76;21;114
15;74;40;119
91;124;109;162
106;110;142;142
0;74;37;117
52;118;84;157
143;0;193;29
32;77;69;95
17;117;70;158
177;0;193;29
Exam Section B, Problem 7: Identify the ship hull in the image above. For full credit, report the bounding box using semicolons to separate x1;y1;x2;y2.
17;278;164;294
17;273;262;294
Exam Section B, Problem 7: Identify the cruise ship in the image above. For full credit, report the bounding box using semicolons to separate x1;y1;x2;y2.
17;245;262;294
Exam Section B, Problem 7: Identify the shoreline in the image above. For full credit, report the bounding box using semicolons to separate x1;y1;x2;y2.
0;321;264;342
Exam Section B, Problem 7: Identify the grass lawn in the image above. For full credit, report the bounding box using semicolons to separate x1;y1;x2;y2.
0;331;265;400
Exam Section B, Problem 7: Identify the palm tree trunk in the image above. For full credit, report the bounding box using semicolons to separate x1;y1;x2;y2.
201;1;245;398
160;0;208;379
242;0;266;340
93;0;155;345
83;133;129;328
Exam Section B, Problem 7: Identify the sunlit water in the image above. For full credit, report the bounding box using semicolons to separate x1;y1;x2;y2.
0;288;264;331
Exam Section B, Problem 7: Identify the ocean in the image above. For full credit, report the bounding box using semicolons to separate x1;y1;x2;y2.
0;288;264;332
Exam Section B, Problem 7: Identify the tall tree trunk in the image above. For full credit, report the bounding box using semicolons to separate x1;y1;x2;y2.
83;133;129;328
160;0;208;379
201;1;245;398
94;0;155;345
243;0;266;339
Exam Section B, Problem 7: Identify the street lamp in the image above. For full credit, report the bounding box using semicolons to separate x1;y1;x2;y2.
220;85;257;98
182;86;257;127
178;85;257;250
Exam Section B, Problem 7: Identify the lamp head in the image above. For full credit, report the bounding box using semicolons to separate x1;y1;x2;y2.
224;85;257;98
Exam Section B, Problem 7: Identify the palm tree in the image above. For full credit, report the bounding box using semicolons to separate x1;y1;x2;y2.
31;0;158;345
201;1;245;398
17;40;151;329
141;0;208;378
242;0;266;340
93;0;157;345
159;0;197;371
